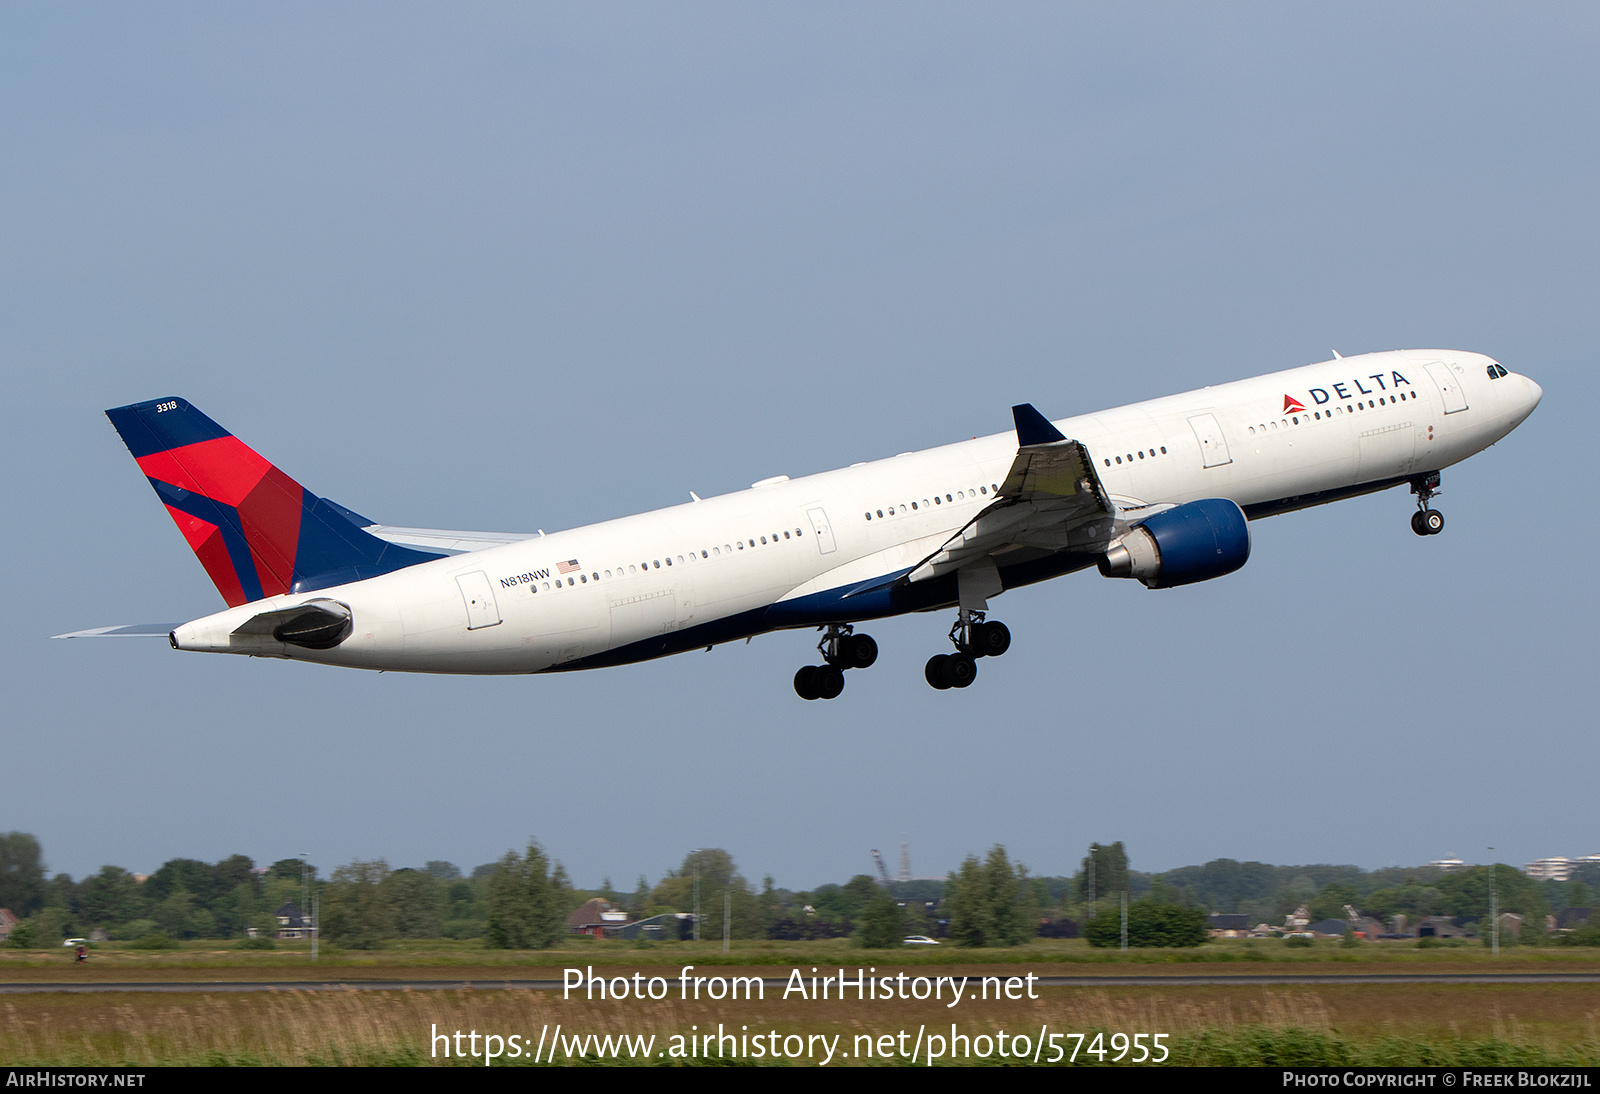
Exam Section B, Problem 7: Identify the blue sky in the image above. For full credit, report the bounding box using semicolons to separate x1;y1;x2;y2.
4;3;1595;888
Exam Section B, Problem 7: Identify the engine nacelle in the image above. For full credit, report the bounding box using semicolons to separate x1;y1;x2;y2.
1097;498;1250;589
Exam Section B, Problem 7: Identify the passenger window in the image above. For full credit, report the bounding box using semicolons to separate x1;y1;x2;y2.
653;560;660;568
912;501;918;510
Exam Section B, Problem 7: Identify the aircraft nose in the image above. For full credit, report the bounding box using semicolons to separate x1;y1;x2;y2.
1520;374;1543;416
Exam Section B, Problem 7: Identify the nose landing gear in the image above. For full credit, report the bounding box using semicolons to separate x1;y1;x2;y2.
924;609;1010;691
1410;472;1444;536
794;624;878;700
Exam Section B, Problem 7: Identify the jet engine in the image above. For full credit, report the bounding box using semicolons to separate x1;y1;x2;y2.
1097;498;1250;589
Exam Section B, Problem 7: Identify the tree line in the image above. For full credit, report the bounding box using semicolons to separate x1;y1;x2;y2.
3;832;1594;950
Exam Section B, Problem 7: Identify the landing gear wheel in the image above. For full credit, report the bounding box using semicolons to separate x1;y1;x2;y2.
946;652;978;688
842;633;878;669
973;621;1011;658
819;625;877;670
794;666;820;701
925;654;953;690
813;664;845;699
1409;473;1444;537
795;664;845;699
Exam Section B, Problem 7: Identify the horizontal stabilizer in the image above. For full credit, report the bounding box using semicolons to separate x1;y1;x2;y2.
53;623;176;639
362;525;540;555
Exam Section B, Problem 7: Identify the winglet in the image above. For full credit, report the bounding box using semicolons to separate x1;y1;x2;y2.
1012;403;1067;446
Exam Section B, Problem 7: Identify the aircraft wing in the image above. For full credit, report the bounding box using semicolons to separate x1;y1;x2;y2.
905;403;1115;584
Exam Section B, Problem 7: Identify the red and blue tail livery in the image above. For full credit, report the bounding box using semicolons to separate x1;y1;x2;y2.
105;398;442;607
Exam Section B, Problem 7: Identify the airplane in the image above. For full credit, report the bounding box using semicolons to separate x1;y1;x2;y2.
59;349;1540;698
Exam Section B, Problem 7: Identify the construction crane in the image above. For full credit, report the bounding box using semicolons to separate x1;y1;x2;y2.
871;849;891;884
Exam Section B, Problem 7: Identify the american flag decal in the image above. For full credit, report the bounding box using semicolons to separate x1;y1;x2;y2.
557;559;581;574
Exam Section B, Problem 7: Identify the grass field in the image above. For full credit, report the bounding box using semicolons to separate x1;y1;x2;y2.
3;939;1598;1065
4;934;1598;974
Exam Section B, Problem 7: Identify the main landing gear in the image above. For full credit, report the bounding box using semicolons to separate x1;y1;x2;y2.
794;623;878;700
925;609;1010;691
1409;472;1444;536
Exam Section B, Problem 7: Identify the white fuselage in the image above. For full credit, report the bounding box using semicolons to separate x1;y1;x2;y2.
170;350;1541;674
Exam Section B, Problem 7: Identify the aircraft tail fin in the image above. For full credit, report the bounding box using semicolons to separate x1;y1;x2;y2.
106;398;443;606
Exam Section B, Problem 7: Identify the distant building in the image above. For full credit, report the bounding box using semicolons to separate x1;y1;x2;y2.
616;913;692;942
0;909;16;942
1427;858;1467;873
1279;904;1311;933
1415;915;1476;939
274;901;316;940
1207;914;1251;938
1526;858;1573;881
567;898;632;937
